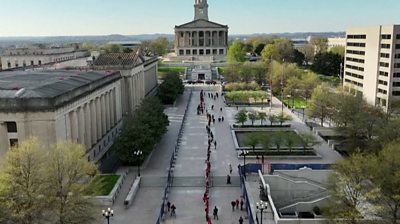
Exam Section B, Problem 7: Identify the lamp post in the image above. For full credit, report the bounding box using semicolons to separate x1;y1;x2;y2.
256;201;268;224
134;150;143;177
102;208;114;224
241;149;248;178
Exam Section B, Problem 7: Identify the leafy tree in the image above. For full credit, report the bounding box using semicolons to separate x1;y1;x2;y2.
298;133;319;152
244;133;260;156
293;49;305;66
248;111;258;126
150;37;170;56
276;112;292;126
268;114;278;126
102;44;122;53
307;84;335;126
285;133;295;152
272;132;284;152
82;43;98;52
254;43;266;55
261;134;272;152
311;52;342;76
258;112;267;125
329;46;345;57
45;142;98;224
261;44;279;61
298;43;315;64
227;40;246;63
325;154;371;223
0;137;46;224
235;109;248;125
157;73;184;104
310;37;328;54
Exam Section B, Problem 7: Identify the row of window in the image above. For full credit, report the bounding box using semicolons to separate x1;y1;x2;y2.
345;79;363;87
378;88;388;94
381;53;390;58
347;34;366;39
395;54;400;59
395;63;400;68
346;49;365;55
393;82;400;87
178;48;225;56
379;80;388;86
382;34;392;40
380;62;389;68
396;44;400;49
345;71;364;80
347;42;366;47
380;71;389;77
7;60;42;68
381;44;391;49
346;64;364;71
397;34;400;40
393;91;400;96
394;73;400;78
346;57;365;64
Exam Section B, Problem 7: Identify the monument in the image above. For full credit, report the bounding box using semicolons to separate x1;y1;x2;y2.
174;0;229;62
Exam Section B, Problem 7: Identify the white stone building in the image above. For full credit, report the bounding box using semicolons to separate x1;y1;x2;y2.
1;44;90;70
174;0;229;61
343;24;400;110
327;37;346;50
0;50;158;172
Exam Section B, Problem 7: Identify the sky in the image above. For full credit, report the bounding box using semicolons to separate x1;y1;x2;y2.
0;0;400;37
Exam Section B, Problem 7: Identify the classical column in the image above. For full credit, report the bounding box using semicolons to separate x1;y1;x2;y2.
108;91;113;129
65;112;71;140
69;110;78;142
110;89;115;127
91;100;97;145
96;97;102;140
77;106;85;145
196;31;200;47
85;103;92;149
101;94;106;136
105;92;110;131
225;31;228;46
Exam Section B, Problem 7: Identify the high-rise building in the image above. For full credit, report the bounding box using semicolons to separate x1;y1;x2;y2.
343;25;400;111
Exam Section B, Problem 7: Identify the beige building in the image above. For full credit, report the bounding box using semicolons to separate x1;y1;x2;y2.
343;25;400;110
327;37;346;50
0;50;158;172
1;44;89;70
174;0;228;61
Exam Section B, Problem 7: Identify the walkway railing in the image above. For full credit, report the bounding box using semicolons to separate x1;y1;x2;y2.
238;166;256;224
156;90;193;224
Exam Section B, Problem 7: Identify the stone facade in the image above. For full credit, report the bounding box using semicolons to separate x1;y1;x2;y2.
174;0;228;61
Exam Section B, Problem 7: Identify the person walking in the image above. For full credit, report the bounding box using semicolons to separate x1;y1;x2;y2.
231;201;236;211
213;206;219;220
227;174;231;184
229;163;232;174
214;140;217;150
220;107;222;112
240;198;244;210
236;199;240;210
167;200;171;212
239;216;244;224
222;116;225;122
170;204;176;217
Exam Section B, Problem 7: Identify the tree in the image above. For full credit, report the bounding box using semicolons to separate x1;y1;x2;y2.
272;132;284;152
261;44;279;61
157;73;184;104
102;44;122;53
268;114;278;126
244;133;260;156
82;43;98;52
298;44;315;64
298;133;319;152
248;111;258;126
310;37;328;54
308;84;335;126
285;133;295;152
325;154;371;223
258;112;267;125
311;52;342;76
293;49;305;66
45;142;98;224
329;46;345;57
276;112;292;126
150;37;170;56
0;137;46;224
261;134;272;152
227;40;246;63
235;109;248;125
368;142;400;223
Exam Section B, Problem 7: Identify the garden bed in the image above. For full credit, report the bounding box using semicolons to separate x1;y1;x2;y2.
233;124;291;128
88;174;120;196
239;149;316;156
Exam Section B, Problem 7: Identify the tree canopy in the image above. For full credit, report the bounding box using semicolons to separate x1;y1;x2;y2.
227;40;246;63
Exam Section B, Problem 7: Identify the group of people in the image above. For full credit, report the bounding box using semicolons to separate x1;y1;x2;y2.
166;200;176;217
230;198;244;211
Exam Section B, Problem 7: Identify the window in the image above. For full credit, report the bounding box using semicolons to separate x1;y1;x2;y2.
185;50;190;55
346;64;364;71
393;82;400;87
378;88;388;94
6;122;17;133
15;60;18;67
397;34;400;39
9;139;18;147
394;73;400;78
346;50;365;55
379;80;388;86
381;44;391;49
38;60;42;65
380;62;389;67
30;60;34;66
206;49;211;55
395;63;400;68
346;57;365;63
22;60;26;67
396;44;400;49
345;71;364;79
380;71;389;77
193;49;197;55
199;49;204;55
347;34;366;39
381;53;390;58
381;34;392;39
179;50;184;55
395;54;400;59
347;42;366;47
219;49;224;55
393;91;400;96
7;62;11;68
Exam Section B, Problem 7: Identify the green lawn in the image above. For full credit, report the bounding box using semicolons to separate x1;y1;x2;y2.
160;60;185;64
318;75;341;86
157;66;185;78
282;97;308;109
87;174;120;196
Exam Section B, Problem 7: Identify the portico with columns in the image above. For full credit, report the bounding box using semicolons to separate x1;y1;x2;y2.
174;0;228;59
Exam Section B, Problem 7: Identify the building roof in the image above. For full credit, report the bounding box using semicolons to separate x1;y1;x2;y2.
175;19;228;29
92;49;158;69
0;70;120;112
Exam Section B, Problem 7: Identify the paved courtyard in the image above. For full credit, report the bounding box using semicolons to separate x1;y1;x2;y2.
99;85;342;224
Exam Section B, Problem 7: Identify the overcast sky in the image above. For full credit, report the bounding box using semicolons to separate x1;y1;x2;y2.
1;0;400;36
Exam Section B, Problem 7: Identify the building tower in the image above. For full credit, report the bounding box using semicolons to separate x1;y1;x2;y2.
194;0;209;20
